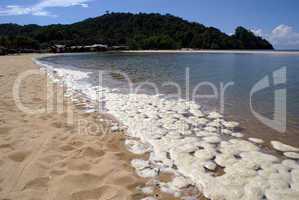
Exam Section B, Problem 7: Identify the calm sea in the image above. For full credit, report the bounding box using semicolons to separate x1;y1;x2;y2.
40;52;299;146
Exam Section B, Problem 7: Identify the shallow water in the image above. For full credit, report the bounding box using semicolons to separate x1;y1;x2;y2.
40;52;299;146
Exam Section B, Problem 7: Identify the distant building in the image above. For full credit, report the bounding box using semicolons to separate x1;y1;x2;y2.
84;44;108;51
51;43;114;53
70;46;84;52
111;45;129;50
181;48;194;51
51;45;66;53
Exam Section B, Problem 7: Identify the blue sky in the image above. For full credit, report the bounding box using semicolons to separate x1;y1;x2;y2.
0;0;299;49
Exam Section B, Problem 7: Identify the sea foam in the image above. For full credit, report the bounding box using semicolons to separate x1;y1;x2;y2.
36;58;299;200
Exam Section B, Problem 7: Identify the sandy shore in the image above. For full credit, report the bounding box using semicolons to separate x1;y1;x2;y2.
0;54;149;200
2;53;298;200
37;52;299;200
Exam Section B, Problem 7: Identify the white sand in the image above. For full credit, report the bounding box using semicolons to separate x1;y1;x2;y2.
0;54;147;200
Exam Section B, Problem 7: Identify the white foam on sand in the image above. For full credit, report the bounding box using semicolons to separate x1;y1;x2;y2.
37;59;299;200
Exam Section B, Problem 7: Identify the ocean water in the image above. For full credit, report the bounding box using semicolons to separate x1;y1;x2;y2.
40;52;299;146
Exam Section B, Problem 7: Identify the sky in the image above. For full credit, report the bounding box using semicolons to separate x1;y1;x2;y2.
0;0;299;49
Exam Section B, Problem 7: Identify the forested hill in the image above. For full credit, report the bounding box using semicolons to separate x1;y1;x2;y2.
0;12;273;50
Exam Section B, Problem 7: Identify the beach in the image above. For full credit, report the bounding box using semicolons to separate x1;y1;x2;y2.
36;52;299;200
0;54;149;200
1;53;299;200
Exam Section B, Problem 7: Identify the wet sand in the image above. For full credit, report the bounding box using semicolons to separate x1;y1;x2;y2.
0;54;157;200
2;53;298;200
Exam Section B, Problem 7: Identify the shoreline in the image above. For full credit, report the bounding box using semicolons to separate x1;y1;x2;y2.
1;53;298;199
2;49;299;59
0;54;174;200
120;49;299;55
36;53;299;200
35;54;204;199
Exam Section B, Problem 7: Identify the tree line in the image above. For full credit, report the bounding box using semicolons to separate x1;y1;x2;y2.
0;12;273;51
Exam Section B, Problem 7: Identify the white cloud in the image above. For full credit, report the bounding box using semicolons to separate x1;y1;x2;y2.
33;10;51;16
269;24;299;49
81;4;89;8
251;24;299;49
35;0;90;8
0;0;91;17
0;5;32;16
251;28;263;37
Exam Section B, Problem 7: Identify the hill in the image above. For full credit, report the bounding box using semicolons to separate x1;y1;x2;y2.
0;12;273;50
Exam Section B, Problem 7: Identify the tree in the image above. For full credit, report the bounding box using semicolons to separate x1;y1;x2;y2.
233;26;273;49
0;13;274;50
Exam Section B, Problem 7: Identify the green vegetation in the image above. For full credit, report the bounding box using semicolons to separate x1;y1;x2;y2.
233;27;273;49
0;12;273;51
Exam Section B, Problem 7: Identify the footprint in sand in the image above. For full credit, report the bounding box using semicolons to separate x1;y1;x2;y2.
111;174;141;190
40;115;49;121
52;121;73;131
68;140;85;148
23;177;49;190
0;143;14;152
58;134;70;141
78;146;105;158
0;119;6;125
60;173;102;188
0;127;12;136
71;185;127;200
53;161;67;169
66;159;91;171
50;169;66;176
36;162;51;170
8;151;30;162
39;154;65;164
59;144;76;152
32;97;42;102
52;121;63;128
